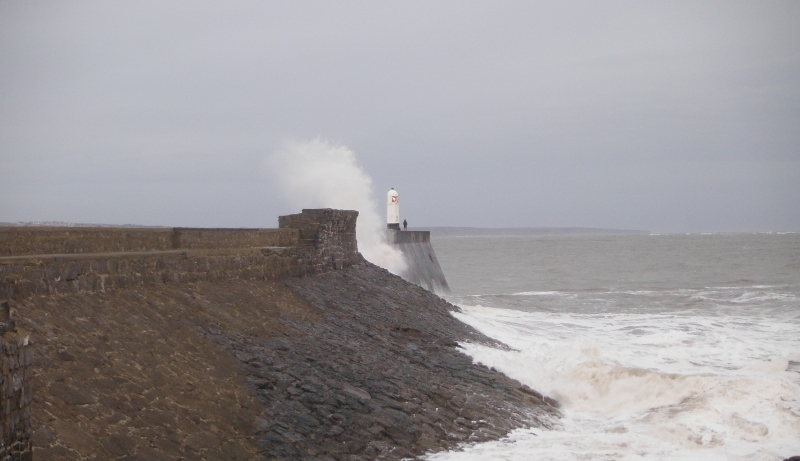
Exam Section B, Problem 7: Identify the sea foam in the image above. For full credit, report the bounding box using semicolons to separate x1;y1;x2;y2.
425;304;800;460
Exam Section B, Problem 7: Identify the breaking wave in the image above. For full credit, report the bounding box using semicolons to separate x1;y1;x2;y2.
425;304;800;460
267;139;406;274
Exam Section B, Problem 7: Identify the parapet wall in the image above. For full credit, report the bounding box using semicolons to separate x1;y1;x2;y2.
0;227;298;256
0;209;360;302
390;230;431;244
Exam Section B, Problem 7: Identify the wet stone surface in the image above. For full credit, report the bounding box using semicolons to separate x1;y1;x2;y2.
18;260;558;460
214;262;559;460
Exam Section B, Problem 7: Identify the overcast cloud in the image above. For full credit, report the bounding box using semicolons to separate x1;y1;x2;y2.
1;1;798;232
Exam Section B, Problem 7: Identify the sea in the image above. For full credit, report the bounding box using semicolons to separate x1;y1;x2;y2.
425;232;800;461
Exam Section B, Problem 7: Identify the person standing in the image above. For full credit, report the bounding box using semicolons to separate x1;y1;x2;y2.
403;219;408;231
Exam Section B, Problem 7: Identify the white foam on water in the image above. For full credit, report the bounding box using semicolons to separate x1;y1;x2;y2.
728;292;796;303
267;139;407;274
426;304;800;460
511;291;564;296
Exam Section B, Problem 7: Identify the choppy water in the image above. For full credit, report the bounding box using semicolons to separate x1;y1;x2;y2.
426;233;800;461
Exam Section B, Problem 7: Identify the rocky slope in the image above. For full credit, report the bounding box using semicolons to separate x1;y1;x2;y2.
18;258;559;460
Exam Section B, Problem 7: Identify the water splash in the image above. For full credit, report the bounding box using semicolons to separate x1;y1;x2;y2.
426;304;800;460
268;139;406;274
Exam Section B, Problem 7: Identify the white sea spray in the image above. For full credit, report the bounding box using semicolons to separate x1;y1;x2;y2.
267;139;406;274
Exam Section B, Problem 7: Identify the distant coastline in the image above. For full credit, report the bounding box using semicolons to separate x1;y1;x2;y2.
3;222;650;235
0;221;165;228
413;226;650;237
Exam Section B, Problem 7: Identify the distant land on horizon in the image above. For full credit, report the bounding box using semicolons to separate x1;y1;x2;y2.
0;221;165;228
1;222;650;235
411;226;651;237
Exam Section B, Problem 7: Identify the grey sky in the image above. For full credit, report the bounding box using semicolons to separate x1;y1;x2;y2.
2;1;798;232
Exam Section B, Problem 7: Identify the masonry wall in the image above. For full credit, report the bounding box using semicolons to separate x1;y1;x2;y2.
0;301;33;461
0;227;298;257
0;209;360;459
0;208;560;460
279;208;361;272
0;247;306;302
388;230;450;293
0;209;359;302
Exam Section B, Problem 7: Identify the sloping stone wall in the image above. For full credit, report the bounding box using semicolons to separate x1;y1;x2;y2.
0;208;560;459
389;230;451;293
0;247;307;302
240;262;558;459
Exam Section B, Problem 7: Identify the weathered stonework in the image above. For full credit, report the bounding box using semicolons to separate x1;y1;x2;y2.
0;208;559;460
389;230;450;293
0;227;298;257
0;209;360;302
279;209;361;272
0;247;307;301
0;209;362;460
0;301;33;461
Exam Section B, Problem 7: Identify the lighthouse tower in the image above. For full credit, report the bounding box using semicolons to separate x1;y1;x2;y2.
387;188;400;230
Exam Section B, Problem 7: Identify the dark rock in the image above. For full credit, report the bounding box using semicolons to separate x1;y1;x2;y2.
213;260;560;459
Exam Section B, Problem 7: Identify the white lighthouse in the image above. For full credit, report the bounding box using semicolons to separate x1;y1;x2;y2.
387;188;400;230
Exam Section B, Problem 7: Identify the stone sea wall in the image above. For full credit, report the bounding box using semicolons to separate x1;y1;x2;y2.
390;230;450;293
0;209;361;302
0;208;558;460
0;227;298;257
278;208;361;272
0;301;33;461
